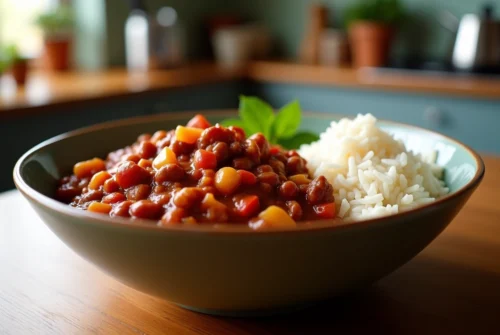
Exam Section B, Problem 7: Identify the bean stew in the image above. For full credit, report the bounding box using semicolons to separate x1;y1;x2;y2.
56;115;336;229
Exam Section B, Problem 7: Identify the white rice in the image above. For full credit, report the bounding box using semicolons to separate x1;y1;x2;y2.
298;114;449;222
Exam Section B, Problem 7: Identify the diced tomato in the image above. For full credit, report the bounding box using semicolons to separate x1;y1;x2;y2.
237;170;257;185
269;146;281;155
234;195;260;217
313;203;336;219
186;114;211;129
194;149;217;169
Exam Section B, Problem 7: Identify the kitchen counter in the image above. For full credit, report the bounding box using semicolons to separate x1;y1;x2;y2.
0;63;246;119
1;156;499;334
1;61;499;119
248;61;500;99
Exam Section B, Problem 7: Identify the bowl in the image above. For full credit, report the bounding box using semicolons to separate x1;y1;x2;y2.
13;111;484;316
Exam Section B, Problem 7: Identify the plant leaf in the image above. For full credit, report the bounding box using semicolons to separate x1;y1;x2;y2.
239;95;275;138
277;132;319;149
220;118;251;136
272;100;301;140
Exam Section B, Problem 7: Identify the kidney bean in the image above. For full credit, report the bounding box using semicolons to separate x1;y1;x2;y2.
306;176;334;205
286;200;303;220
210;142;229;163
198;126;234;149
115;161;151;189
269;157;286;174
244;139;261;164
125;184;151;201
255;164;273;174
138;141;157;159
229;142;243;156
110;200;133;217
279;181;299;198
232;157;254;170
154;164;185;184
170;140;196;156
228;126;246;141
149;193;171;206
102;192;126;204
129;200;163;220
79;189;104;204
257;172;280;186
286;156;307;175
173;187;205;208
249;133;270;160
103;178;120;193
161;207;187;224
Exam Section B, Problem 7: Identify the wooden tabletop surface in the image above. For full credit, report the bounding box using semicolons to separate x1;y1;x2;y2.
1;156;499;335
2;61;500;118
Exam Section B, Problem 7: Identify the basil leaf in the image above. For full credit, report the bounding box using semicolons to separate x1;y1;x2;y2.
220;118;251;136
239;95;275;138
277;132;319;149
272;100;301;139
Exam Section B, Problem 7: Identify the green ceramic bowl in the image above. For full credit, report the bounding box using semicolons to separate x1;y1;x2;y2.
13;111;484;316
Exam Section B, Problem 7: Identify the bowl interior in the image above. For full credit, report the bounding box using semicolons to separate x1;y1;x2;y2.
17;111;480;205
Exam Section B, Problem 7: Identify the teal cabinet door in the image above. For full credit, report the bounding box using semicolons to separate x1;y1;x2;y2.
257;83;500;154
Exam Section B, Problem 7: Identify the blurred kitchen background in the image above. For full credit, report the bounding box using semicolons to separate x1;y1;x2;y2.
0;0;499;191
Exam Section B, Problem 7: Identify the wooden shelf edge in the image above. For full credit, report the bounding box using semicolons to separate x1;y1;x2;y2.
1;61;500;119
247;61;500;100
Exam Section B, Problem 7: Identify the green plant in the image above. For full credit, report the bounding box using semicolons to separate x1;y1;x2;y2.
221;96;319;149
344;0;405;27
3;45;26;63
35;4;74;36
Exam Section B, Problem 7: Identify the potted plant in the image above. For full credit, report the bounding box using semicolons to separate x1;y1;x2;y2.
5;45;29;86
345;0;405;68
35;4;74;71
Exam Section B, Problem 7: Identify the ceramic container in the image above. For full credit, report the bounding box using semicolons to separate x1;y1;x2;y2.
13;111;484;316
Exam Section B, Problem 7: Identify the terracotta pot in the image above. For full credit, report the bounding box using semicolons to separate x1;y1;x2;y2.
10;61;28;86
44;38;71;71
348;21;394;68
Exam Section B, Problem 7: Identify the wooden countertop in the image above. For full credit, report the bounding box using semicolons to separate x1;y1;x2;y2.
1;156;499;334
0;62;246;116
248;61;500;99
1;61;500;118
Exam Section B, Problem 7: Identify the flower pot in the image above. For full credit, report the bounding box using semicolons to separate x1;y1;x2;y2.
10;61;28;86
44;37;71;71
348;21;394;68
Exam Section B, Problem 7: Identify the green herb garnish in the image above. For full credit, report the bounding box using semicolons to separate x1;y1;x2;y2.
221;96;319;149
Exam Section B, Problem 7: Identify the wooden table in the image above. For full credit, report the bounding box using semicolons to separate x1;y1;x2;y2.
1;157;499;335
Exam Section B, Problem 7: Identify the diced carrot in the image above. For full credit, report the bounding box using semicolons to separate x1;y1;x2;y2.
237;170;257;185
194;149;217;169
88;202;112;214
234;195;260;217
313;203;336;219
153;147;178;170
88;171;112;190
186;114;211;129
175;126;203;144
73;158;105;179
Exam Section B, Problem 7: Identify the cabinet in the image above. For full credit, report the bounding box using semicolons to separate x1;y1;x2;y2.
256;83;500;154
